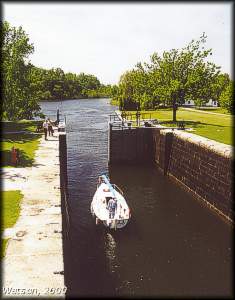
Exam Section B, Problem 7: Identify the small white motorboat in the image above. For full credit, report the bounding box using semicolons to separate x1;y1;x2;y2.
91;174;131;229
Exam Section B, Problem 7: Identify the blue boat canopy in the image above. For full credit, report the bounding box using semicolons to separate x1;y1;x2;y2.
100;174;116;199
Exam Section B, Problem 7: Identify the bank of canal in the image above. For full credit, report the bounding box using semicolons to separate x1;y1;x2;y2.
2;132;65;298
40;98;233;298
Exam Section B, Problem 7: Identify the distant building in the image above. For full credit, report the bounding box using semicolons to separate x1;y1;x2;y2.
183;99;218;107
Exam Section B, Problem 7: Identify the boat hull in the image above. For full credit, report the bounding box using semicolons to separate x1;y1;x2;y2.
90;179;130;230
90;203;129;229
103;219;129;229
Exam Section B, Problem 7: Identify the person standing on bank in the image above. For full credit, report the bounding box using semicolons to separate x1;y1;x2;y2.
107;198;117;219
43;120;48;140
48;119;53;137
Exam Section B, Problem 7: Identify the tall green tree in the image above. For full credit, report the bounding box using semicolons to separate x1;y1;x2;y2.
1;21;41;120
26;65;110;101
1;21;132;120
145;33;221;121
219;81;234;113
115;33;226;121
210;73;230;105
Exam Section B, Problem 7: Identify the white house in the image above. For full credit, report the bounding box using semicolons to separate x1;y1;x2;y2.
183;99;218;107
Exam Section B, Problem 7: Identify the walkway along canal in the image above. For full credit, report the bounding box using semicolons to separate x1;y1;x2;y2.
40;98;233;298
2;130;66;298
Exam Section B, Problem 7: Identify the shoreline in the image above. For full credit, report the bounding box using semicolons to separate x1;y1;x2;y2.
2;131;66;298
39;96;110;102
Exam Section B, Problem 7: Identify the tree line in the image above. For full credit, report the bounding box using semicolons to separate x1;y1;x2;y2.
1;21;115;120
28;66;115;101
1;21;233;121
113;33;233;120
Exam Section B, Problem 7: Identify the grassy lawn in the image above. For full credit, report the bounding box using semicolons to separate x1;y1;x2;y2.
123;108;233;145
1;239;9;259
0;120;42;167
1;190;23;258
186;107;230;114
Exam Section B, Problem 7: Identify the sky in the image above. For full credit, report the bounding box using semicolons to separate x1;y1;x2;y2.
3;2;233;85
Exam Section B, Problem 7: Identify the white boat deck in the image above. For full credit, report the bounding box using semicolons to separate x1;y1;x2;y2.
92;183;130;222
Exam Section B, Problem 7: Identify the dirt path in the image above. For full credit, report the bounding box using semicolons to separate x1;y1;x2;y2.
181;107;231;117
2;132;66;298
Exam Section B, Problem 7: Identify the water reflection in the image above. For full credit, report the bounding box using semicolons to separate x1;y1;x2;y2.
105;233;117;273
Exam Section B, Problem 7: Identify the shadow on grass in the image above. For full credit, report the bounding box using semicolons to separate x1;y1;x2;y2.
2;133;41;143
1;120;42;133
0;132;41;167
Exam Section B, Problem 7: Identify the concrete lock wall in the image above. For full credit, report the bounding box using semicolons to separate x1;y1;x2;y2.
58;133;71;289
109;127;234;222
109;127;155;164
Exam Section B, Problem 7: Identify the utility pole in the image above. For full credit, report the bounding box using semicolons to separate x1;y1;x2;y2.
136;101;141;127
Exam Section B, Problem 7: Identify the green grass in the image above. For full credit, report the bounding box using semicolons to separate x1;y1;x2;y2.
123;108;233;145
1;239;9;259
0;120;42;167
188;107;230;114
1;190;23;258
1;190;23;230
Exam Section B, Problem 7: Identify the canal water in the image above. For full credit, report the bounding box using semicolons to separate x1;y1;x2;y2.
40;99;233;298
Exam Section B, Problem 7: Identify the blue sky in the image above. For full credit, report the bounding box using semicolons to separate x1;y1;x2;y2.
3;2;233;84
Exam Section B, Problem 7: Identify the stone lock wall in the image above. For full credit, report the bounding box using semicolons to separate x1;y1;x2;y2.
109;126;234;222
164;130;234;221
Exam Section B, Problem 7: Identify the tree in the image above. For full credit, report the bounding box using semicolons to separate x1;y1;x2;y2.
1;21;41;120
210;73;230;105
115;33;224;122
1;21;130;118
27;66;108;101
219;81;234;113
147;33;221;121
117;70;139;110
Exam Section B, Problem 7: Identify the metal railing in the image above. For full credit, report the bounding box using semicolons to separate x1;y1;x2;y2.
109;111;188;131
109;111;157;131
